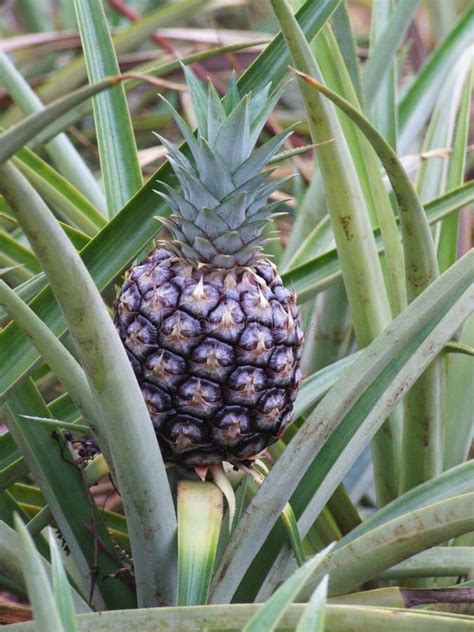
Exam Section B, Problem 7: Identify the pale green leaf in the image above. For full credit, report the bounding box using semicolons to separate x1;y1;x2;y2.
177;481;223;606
14;515;65;632
243;546;333;632
49;531;79;632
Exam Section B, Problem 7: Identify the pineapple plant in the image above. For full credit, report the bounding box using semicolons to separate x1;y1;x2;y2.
1;0;473;627
115;68;303;468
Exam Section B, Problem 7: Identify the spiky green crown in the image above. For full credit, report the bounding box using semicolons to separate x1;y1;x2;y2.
155;65;291;269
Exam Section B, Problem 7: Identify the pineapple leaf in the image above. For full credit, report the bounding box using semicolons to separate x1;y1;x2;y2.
193;236;219;260
159;185;199;222
177;481;223;606
247;83;272;127
295;575;328;632
249;82;289;146
214;96;251;171
181;62;209;137
159;95;201;159
232;172;271;202
152;132;194;172
216;192;248;230
73;0;143;217
234;129;294;187
194;209;229;240
239;220;271;245
180;218;208;243
248;200;285;220
171;162;219;209
213;231;244;254
207;81;226;144
14;515;65;632
222;71;240;114
49;530;79;632
242;545;333;632
197;139;235;199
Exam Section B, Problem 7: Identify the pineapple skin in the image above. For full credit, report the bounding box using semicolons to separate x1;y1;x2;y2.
115;248;303;466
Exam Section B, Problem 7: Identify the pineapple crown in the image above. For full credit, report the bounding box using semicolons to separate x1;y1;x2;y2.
154;65;292;269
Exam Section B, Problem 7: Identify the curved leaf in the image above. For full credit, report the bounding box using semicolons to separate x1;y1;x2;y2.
0;162;176;607
303;493;474;597
14;515;65;632
0;76;123;165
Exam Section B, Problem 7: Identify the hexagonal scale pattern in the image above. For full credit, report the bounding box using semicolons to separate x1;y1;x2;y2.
115;249;303;466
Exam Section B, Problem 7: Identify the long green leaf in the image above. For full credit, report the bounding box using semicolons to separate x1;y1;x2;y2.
0;76;124;165
0;230;39;275
177;482;223;606
398;7;473;152
303;282;352;375
329;585;474;608
49;531;79;632
6;380;135;609
415;48;472;203
444;315;474;469
368;0;397;147
380;547;474;579
311;23;406;317
0;162;176;607
331;1;363;106
3;603;474;631
74;0;143;217
243;547;332;632
363;0;419;104
0;53;106;213
296;575;328;632
293;67;443;492
438;61;473;272
293;351;362;419
0;280;98;431
303;493;474;597
14;146;106;236
14;515;65;632
0;393;82;492
273;0;397;504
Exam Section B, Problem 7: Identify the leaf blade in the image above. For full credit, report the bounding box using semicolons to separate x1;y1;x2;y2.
73;0;143;217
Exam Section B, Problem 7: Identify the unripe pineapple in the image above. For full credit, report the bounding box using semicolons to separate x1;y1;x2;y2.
115;68;303;467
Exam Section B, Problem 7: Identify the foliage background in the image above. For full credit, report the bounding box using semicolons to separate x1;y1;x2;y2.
0;0;472;629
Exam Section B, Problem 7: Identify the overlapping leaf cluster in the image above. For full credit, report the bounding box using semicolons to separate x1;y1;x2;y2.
0;0;472;630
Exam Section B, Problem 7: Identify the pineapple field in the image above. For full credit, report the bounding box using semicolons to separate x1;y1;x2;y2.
0;0;473;630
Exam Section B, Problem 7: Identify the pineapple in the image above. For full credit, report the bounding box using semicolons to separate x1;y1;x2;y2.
115;68;303;467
